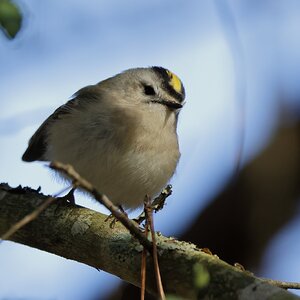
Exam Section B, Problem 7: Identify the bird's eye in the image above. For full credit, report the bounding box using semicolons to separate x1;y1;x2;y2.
143;85;156;96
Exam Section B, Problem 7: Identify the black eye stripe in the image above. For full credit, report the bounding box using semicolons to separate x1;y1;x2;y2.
143;85;156;95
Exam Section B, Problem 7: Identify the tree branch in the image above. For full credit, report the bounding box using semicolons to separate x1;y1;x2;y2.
0;183;298;299
49;161;152;252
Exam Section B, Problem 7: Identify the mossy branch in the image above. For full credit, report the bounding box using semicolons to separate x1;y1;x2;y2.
0;183;298;300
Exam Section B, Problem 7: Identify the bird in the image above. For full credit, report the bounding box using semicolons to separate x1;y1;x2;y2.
22;67;185;210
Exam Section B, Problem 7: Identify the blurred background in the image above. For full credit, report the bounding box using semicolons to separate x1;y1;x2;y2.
1;0;300;299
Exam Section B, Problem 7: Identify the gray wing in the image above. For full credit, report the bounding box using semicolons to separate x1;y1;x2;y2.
22;85;98;162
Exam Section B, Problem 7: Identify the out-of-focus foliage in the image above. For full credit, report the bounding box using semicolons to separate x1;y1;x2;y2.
0;0;22;39
193;263;210;290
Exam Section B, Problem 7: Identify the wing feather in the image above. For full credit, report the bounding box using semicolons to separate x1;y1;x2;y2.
22;85;98;162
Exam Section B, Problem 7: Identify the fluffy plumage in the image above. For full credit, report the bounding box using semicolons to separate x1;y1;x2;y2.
22;67;185;209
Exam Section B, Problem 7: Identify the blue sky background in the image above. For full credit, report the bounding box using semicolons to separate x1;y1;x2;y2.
1;1;300;299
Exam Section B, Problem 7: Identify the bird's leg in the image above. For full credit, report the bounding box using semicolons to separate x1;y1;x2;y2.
57;188;76;205
134;211;146;225
118;205;128;217
105;205;127;228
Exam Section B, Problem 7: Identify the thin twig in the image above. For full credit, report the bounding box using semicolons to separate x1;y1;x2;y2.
260;278;300;290
50;161;152;252
144;195;166;300
0;185;71;242
140;205;149;300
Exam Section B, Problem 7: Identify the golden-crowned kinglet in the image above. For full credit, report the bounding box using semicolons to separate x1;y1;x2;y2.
22;67;185;209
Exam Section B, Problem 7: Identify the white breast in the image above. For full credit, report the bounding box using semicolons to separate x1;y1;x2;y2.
46;103;180;209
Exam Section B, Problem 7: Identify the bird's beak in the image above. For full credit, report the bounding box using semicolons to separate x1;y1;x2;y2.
151;99;183;110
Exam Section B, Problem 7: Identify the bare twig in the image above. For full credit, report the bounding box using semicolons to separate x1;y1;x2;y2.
50;161;152;252
0;185;71;242
140;204;149;300
144;195;166;300
141;246;147;300
261;278;300;290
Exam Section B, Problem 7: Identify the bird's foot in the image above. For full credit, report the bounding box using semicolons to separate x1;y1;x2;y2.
105;205;127;228
57;188;76;205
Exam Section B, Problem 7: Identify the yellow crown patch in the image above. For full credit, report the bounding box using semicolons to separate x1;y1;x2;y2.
166;70;182;94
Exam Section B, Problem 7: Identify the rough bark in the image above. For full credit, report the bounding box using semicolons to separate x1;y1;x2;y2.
0;183;298;300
